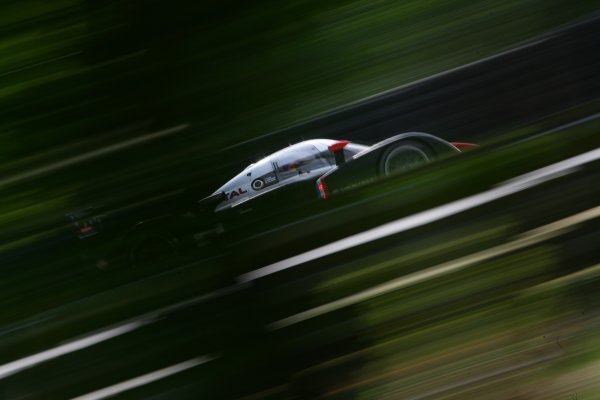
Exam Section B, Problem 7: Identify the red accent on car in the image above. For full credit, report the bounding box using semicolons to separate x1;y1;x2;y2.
450;142;478;151
316;177;329;200
328;140;351;152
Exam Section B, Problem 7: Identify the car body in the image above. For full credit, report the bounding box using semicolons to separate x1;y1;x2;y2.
209;132;474;210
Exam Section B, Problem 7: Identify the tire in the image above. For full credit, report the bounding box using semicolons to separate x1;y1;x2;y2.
378;140;433;176
128;232;180;271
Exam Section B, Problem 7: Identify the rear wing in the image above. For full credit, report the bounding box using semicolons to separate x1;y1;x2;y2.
66;206;105;239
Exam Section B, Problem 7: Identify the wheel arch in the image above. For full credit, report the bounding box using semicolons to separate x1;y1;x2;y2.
373;132;459;156
374;132;459;176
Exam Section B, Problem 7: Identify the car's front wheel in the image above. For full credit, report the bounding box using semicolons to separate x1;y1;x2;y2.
379;141;433;176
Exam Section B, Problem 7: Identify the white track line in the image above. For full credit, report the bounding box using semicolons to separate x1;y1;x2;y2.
0;320;152;379
0;284;239;380
269;205;600;330
69;356;216;400
0;124;188;188
238;147;600;283
515;112;600;145
536;112;600;135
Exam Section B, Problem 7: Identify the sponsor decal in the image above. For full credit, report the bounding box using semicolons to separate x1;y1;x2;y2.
252;179;265;190
228;188;248;200
251;173;279;191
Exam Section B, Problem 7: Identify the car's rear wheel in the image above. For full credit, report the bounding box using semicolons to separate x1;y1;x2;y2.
379;141;433;176
129;233;180;271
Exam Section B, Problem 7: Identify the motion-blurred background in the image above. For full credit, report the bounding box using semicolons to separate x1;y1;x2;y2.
0;1;599;399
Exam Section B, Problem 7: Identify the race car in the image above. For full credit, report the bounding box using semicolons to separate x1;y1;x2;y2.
209;132;476;210
69;132;476;271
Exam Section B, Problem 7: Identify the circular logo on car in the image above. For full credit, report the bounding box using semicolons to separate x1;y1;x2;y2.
252;179;265;190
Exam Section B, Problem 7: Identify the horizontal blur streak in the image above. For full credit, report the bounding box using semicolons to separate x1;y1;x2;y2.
0;124;188;188
269;205;600;330
70;356;216;400
0;282;240;379
0;320;152;379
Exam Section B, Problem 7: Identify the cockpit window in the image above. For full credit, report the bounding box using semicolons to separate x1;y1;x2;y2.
272;144;330;181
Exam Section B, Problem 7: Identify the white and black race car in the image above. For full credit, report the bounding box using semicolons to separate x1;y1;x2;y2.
208;132;476;210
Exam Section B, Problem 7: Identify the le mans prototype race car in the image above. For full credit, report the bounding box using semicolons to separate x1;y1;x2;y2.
209;132;476;210
70;132;476;270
